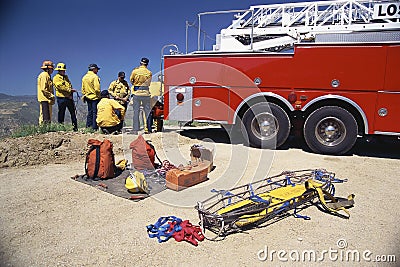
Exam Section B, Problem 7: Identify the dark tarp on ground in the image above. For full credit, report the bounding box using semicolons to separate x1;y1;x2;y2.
72;169;166;201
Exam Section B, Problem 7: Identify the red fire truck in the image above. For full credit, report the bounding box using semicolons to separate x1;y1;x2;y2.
162;0;400;155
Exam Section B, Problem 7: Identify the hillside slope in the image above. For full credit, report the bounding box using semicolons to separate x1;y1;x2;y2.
0;94;87;138
0;131;123;168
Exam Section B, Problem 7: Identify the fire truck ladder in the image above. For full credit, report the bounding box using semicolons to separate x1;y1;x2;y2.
202;0;400;52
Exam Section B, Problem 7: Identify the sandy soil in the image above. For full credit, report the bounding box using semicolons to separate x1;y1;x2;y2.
0;127;399;266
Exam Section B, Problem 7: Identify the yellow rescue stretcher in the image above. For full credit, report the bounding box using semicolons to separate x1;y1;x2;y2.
195;169;354;240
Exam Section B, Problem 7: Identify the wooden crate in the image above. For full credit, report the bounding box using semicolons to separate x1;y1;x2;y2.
166;160;210;191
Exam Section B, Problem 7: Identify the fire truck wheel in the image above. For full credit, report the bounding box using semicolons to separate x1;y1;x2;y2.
242;102;290;149
303;106;358;155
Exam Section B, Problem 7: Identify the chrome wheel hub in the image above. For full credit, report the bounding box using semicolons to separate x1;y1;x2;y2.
315;117;346;146
251;113;278;140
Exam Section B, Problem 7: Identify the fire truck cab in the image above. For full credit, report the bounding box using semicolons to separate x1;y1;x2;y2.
163;0;400;155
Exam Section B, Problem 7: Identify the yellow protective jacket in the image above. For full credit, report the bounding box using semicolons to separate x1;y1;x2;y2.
108;79;130;104
37;71;55;103
81;70;100;100
53;73;73;98
130;65;152;96
96;98;125;127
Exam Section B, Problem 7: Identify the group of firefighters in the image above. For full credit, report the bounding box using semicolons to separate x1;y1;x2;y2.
37;57;154;135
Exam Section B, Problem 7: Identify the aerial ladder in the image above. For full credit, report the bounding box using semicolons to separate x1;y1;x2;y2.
195;0;400;52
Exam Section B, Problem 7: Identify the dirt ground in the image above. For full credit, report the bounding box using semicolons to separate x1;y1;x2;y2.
0;127;399;266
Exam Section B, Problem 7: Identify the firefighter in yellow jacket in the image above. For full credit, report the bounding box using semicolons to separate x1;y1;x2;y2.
108;71;130;107
130;57;152;134
81;63;101;130
53;63;78;131
96;90;125;134
37;60;55;125
108;71;130;125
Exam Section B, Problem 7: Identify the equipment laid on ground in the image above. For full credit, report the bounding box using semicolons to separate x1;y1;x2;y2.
195;169;354;240
166;160;210;191
72;170;152;201
190;144;214;172
146;216;205;246
85;139;115;179
129;135;161;170
125;171;149;194
163;0;400;155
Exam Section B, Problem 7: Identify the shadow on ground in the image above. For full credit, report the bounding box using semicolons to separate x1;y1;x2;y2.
179;126;400;160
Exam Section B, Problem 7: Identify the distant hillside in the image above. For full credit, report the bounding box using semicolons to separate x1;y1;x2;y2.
0;93;37;102
0;94;87;138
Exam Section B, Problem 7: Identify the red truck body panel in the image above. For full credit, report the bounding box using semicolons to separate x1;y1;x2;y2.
164;44;400;135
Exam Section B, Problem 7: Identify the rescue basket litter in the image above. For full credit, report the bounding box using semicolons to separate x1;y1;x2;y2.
195;169;354;240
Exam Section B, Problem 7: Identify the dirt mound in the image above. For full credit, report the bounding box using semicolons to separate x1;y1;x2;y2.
0;131;123;168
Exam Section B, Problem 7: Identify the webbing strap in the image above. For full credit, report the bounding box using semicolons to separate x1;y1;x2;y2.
248;183;270;204
306;181;350;218
146;216;182;243
325;183;336;196
249;195;270;204
211;189;235;205
273;201;290;214
314;170;347;183
155;153;162;165
84;145;100;178
293;206;311;220
93;146;100;178
325;194;355;210
266;178;275;190
286;175;295;187
170;220;205;246
316;187;350;218
146;140;162;164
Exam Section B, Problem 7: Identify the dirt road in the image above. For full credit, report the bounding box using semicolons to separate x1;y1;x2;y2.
0;127;399;266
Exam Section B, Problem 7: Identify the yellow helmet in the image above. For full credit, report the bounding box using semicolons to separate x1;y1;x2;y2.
40;60;54;69
55;62;67;71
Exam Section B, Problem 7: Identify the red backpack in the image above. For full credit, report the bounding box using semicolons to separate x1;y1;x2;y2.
85;139;115;179
129;135;160;170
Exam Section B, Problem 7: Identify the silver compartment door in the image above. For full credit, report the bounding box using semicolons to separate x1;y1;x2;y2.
168;86;193;122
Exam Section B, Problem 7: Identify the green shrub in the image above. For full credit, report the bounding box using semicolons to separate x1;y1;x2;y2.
11;123;75;138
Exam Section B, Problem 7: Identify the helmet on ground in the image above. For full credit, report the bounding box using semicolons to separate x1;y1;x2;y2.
88;63;101;70
55;62;67;71
41;60;54;69
140;58;149;65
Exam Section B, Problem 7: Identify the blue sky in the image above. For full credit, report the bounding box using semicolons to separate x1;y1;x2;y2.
0;0;298;96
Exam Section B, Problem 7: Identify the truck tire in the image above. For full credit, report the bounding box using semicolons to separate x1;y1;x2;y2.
303;106;358;155
242;102;290;149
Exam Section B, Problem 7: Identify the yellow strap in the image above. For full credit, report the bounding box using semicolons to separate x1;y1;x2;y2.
306;181;350;218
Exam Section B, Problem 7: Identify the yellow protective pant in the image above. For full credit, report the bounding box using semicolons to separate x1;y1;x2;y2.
39;102;53;125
